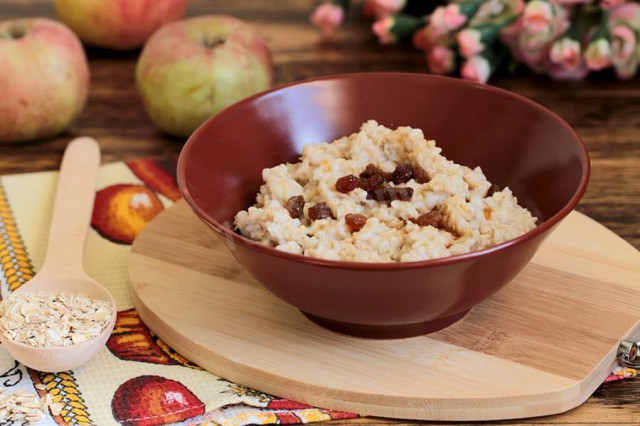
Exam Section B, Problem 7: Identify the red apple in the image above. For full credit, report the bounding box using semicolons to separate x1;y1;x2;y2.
54;0;187;51
136;15;273;138
126;159;181;201
111;375;204;425
0;18;88;143
91;184;164;245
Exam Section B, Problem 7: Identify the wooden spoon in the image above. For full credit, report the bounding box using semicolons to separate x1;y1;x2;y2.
0;137;117;372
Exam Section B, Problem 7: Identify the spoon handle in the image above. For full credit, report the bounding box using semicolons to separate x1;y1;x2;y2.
39;137;101;279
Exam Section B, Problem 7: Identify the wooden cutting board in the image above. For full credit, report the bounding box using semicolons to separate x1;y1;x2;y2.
128;200;640;421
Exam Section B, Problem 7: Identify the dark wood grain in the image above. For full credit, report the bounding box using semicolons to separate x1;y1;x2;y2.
2;1;640;424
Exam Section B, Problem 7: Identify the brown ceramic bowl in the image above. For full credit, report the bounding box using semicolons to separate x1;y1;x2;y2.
177;73;590;339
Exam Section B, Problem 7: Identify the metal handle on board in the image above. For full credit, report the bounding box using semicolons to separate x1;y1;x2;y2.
618;340;640;368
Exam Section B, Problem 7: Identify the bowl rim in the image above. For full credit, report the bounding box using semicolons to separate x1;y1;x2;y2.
177;72;591;271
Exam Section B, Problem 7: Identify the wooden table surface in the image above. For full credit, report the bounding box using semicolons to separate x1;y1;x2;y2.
2;1;640;425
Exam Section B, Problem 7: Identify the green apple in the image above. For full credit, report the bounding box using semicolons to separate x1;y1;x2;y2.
54;0;187;51
0;18;89;143
136;15;273;138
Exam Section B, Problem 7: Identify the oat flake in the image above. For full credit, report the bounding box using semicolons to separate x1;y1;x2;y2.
0;292;113;347
0;388;56;424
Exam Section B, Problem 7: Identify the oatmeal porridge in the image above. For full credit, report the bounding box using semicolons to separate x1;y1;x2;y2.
234;120;537;262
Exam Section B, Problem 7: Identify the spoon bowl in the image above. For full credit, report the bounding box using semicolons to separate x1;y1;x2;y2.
0;137;117;372
5;276;117;372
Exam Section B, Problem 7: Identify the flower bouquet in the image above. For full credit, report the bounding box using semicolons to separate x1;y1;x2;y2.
311;0;640;83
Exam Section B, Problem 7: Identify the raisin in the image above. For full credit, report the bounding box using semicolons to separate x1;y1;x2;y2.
411;211;443;227
381;171;394;182
392;163;414;184
285;195;305;219
366;186;414;202
359;163;380;178
413;166;430;184
335;174;359;193
308;202;334;221
345;213;367;233
486;183;501;197
358;173;384;191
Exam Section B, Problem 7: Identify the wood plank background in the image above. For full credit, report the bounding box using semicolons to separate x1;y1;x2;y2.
1;1;640;424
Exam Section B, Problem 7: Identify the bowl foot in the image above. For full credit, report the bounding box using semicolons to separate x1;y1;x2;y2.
300;309;470;339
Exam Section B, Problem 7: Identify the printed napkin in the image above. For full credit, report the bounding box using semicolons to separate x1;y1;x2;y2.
0;160;634;425
0;160;356;425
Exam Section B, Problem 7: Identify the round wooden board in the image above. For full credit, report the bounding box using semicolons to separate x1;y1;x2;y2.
128;201;640;421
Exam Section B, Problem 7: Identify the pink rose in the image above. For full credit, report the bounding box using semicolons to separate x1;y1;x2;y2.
511;0;526;15
512;1;568;68
611;25;635;64
372;16;395;44
413;24;453;52
363;0;406;18
547;38;589;80
609;1;640;28
549;38;581;69
457;29;485;58
500;0;573;74
471;0;524;25
442;4;468;31
584;38;613;70
499;19;523;51
600;0;626;10
415;3;468;52
427;6;448;36
430;4;468;34
476;0;506;20
610;25;637;78
608;2;640;78
460;56;492;84
310;3;344;36
427;46;456;75
522;0;554;34
501;20;544;70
